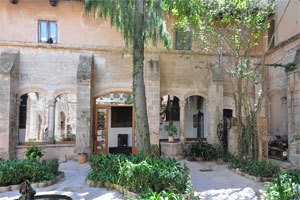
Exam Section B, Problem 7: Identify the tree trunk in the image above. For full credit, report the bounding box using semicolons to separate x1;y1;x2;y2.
132;0;151;157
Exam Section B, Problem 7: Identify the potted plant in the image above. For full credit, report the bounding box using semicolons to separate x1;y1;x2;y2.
150;144;160;158
164;124;178;142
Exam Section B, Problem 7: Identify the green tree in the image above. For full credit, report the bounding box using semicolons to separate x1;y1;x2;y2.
170;0;275;161
84;0;171;157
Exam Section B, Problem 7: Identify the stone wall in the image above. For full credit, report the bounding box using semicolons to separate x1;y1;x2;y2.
0;48;19;159
75;53;94;157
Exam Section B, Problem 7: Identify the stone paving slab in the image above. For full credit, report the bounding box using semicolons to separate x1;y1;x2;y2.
181;160;267;200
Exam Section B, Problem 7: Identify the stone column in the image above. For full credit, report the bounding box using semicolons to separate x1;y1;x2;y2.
75;53;94;157
287;69;300;168
146;58;160;144
207;61;224;146
0;49;19;159
179;100;186;142
47;99;55;143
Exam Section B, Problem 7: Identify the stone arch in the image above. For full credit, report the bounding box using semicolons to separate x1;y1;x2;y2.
184;92;207;100
160;91;182;102
18;88;48;98
94;88;132;99
53;89;77;99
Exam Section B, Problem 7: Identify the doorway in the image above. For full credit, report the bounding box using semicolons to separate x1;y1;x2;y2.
93;93;136;155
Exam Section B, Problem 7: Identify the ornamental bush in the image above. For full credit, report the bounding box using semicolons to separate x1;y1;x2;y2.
86;153;193;195
0;159;59;186
185;139;217;160
266;169;300;200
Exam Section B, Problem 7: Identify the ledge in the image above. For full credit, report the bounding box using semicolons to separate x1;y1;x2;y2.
0;40;261;57
86;179;194;199
16;143;75;148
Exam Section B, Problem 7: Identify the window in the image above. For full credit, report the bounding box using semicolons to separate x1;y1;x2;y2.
175;30;191;50
111;107;132;128
38;20;57;43
268;20;275;49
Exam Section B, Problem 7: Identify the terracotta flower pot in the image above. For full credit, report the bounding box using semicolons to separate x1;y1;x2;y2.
78;153;88;164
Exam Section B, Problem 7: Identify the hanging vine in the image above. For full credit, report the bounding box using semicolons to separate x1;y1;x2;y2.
83;0;171;157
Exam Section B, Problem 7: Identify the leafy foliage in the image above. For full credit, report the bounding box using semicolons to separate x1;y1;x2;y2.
227;157;280;178
266;169;300;200
185;139;217;160
0;159;59;186
24;146;44;161
84;0;171;48
135;188;200;200
169;0;276;160
164;124;178;137
86;153;193;195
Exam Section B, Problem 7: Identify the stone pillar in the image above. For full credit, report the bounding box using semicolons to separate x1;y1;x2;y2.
287;69;300;168
0;49;19;159
146;58;160;144
179;100;186;142
207;61;224;146
47;99;55;143
75;53;94;157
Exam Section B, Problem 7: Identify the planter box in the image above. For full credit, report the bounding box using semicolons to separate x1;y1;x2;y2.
10;184;20;191
46;180;52;186
31;183;39;188
0;186;11;193
39;182;47;188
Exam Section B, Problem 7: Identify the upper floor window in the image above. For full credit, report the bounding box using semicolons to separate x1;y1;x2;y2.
175;30;191;50
38;20;57;44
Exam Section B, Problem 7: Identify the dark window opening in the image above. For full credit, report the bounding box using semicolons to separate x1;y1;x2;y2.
18;94;28;129
38;20;57;44
118;134;128;147
175;30;191;50
111;107;132;128
268;20;275;49
165;96;180;121
223;109;233;118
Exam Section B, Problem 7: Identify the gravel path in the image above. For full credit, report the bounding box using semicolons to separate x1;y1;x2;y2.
0;159;267;200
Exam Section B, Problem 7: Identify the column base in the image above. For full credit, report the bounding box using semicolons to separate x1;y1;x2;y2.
180;135;185;143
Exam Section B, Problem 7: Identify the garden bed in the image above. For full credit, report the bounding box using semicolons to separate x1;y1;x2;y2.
86;153;194;199
0;159;62;193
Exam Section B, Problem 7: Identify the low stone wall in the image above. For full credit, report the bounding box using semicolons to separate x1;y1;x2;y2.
16;144;75;162
160;142;184;160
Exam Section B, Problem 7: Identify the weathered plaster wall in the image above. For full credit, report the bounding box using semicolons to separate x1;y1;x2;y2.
274;0;300;45
0;0;124;47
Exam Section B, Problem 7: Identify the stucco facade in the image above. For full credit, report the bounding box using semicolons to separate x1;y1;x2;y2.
0;0;299;168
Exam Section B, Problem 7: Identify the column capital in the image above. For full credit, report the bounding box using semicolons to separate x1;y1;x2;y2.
179;100;186;107
47;99;55;107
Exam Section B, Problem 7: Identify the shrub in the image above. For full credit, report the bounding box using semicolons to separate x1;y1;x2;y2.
135;188;201;200
87;153;193;195
227;156;280;178
185;139;217;160
266;169;300;200
0;159;59;186
24;146;44;161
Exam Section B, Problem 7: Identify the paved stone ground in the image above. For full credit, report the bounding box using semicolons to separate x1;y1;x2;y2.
182;160;267;200
0;159;267;200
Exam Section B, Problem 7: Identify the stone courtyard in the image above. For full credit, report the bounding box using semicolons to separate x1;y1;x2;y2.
0;160;266;200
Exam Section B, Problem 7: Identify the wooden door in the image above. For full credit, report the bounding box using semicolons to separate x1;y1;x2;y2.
94;106;108;154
